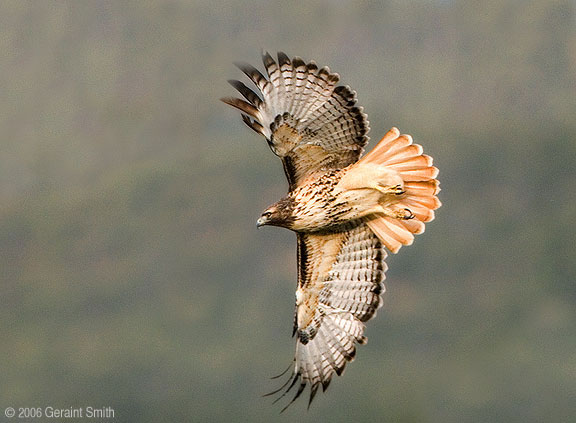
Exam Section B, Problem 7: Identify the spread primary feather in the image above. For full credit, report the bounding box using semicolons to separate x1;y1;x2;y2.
222;52;441;410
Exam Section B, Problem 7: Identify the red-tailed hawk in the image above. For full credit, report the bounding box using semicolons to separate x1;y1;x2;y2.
222;52;441;410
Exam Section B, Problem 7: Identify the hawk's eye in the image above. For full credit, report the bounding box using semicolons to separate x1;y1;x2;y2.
263;211;272;218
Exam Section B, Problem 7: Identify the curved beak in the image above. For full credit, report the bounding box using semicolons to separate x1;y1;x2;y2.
256;216;267;228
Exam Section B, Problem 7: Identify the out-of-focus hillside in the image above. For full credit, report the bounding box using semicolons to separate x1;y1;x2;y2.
0;1;575;422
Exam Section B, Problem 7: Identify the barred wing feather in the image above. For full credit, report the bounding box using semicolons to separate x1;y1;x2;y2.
269;224;387;410
222;52;370;189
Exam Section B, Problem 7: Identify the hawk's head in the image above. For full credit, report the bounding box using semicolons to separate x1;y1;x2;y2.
257;197;295;229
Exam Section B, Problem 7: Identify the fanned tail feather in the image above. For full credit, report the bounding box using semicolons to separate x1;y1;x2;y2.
362;127;441;253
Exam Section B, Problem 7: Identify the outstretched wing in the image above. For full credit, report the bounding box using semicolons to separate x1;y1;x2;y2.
268;224;387;410
222;52;370;189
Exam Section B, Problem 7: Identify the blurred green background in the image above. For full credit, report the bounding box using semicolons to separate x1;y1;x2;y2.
0;1;574;422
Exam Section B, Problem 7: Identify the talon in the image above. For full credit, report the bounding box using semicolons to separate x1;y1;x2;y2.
391;184;405;195
403;208;414;219
376;184;405;196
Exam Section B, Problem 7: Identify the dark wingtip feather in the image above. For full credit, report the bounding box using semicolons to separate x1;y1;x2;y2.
233;61;250;72
307;60;318;72
270;362;292;380
227;79;262;107
280;380;307;413
307;382;320;409
234;62;268;90
262;51;276;67
241;114;264;136
322;377;332;392
292;56;306;68
220;97;259;118
269;371;300;406
263;372;294;398
277;51;291;66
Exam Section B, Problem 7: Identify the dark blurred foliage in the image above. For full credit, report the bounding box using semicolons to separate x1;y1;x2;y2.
0;1;574;422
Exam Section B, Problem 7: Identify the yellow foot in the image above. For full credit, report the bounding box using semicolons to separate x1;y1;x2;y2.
381;207;414;220
376;184;405;196
399;208;414;220
366;207;415;220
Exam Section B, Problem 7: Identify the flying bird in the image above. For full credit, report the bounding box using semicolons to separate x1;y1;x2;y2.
222;52;441;410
